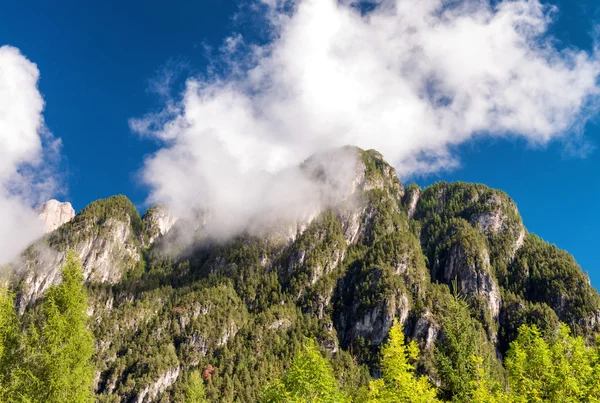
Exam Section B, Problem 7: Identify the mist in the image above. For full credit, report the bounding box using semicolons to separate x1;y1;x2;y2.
131;0;600;239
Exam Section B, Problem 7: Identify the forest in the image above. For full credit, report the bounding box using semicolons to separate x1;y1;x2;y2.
2;253;599;402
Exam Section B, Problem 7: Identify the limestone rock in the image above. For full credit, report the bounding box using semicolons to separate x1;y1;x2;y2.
135;366;180;403
35;199;75;233
17;216;141;312
444;236;501;320
142;205;178;246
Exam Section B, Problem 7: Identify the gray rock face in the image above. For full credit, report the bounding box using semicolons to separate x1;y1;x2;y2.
346;293;410;345
406;188;420;220
469;193;526;259
412;310;439;349
142;205;178;246
135;366;180;403
16;216;141;312
35;200;75;233
445;241;501;320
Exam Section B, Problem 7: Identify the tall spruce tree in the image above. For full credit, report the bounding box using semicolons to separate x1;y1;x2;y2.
185;370;208;403
434;294;501;401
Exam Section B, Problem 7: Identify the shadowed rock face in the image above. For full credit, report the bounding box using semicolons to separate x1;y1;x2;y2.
35;199;75;233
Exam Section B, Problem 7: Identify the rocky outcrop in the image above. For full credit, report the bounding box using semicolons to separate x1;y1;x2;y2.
444;234;501;320
35;200;75;233
16;197;143;311
469;192;526;260
142;205;177;246
135;366;180;403
341;293;410;346
404;186;420;220
411;310;439;349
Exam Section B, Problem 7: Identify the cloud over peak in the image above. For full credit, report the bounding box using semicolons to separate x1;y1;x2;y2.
133;0;600;235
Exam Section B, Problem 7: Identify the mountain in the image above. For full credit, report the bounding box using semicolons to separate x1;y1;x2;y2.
8;148;600;402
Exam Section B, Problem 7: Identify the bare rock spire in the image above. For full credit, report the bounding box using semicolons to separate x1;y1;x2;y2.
34;199;75;233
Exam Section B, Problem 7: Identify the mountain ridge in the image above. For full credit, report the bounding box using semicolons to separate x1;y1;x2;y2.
6;147;599;402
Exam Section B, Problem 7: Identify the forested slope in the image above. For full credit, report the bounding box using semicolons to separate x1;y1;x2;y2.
3;148;599;402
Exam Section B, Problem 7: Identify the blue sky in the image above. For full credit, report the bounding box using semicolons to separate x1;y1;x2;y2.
1;0;599;285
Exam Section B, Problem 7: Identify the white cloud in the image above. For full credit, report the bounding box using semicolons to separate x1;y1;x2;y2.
132;0;600;236
0;46;60;264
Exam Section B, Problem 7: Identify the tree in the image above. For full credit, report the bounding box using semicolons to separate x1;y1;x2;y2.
469;356;512;403
261;340;349;403
435;294;501;401
18;251;95;403
505;324;600;403
184;370;207;403
0;286;18;400
358;320;439;403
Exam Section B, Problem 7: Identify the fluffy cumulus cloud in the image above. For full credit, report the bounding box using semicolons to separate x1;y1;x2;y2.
132;0;600;236
0;46;60;264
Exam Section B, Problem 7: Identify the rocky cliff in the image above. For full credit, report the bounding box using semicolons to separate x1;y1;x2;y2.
35;199;75;233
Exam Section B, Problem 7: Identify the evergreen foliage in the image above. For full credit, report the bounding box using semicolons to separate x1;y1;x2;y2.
1;252;95;403
435;294;502;401
261;340;349;403
358;320;439;403
184;370;208;403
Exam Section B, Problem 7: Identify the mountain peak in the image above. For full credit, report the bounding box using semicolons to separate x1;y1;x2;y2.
34;199;75;233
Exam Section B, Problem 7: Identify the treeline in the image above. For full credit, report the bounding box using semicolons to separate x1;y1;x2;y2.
262;297;600;403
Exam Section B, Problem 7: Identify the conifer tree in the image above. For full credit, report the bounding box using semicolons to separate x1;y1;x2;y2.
358;320;439;403
505;324;600;403
185;370;208;403
261;340;349;403
18;251;95;403
435;294;500;401
0;286;18;400
469;356;512;403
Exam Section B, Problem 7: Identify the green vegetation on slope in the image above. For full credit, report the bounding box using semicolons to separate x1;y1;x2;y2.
10;150;600;402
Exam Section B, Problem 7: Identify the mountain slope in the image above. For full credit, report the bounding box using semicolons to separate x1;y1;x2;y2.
10;148;600;402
